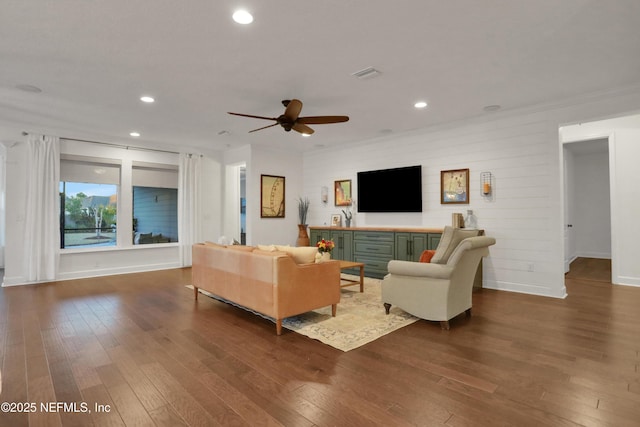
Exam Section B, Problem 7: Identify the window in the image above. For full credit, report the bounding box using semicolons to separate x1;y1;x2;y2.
132;163;178;244
59;158;120;248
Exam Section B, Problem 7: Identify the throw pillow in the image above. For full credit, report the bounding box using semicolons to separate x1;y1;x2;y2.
419;250;435;263
431;226;480;264
281;246;317;264
256;244;278;252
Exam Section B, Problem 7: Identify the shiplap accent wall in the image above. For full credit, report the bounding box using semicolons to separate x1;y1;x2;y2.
304;113;565;297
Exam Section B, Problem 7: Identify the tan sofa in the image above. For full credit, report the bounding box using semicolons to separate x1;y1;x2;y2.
192;243;341;335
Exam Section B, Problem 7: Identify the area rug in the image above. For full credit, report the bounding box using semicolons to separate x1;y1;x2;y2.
186;276;418;352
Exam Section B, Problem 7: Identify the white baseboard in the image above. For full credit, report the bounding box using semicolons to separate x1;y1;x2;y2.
482;279;567;299
575;252;611;260
2;262;183;287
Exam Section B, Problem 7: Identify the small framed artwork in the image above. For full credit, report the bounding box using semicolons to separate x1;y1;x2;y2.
441;168;470;204
334;179;352;206
260;174;285;218
331;214;342;227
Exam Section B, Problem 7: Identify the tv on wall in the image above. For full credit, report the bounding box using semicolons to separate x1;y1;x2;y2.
357;165;422;212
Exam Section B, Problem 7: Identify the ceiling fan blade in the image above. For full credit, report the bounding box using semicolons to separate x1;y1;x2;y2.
228;112;278;121
283;99;303;122
292;122;315;135
249;123;280;133
297;115;350;125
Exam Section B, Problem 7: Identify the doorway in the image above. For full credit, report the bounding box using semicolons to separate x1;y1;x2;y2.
563;138;612;282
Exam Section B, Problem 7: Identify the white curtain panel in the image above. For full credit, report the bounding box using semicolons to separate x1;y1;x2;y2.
24;134;60;282
178;153;201;266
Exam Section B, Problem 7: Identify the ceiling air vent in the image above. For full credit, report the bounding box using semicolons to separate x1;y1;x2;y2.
351;67;381;80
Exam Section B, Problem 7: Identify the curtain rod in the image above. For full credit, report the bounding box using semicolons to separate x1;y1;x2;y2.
22;131;183;155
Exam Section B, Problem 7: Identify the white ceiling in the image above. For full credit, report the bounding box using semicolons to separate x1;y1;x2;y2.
1;1;640;153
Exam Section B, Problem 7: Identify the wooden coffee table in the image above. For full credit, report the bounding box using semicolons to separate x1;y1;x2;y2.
337;260;365;292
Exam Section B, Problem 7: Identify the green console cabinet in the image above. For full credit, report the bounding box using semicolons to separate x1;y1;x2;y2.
353;230;395;278
309;227;443;279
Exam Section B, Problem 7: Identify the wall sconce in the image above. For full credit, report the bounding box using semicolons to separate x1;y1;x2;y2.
481;172;492;196
321;186;328;204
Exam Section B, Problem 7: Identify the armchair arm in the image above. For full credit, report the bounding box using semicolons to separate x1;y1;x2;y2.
387;260;453;279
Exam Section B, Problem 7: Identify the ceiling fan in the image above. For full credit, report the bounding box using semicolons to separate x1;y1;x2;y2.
228;99;349;135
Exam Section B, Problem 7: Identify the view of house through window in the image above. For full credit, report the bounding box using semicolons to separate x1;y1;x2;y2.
59;182;118;248
132;163;179;244
133;186;178;244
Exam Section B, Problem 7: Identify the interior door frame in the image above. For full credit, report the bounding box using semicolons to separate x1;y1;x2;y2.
561;132;616;284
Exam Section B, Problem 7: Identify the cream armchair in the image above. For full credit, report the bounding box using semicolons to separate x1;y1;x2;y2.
382;235;496;329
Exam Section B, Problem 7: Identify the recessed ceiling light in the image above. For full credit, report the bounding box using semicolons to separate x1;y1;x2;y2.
140;96;155;103
232;9;253;24
414;101;428;109
302;133;311;137
15;84;42;93
129;132;141;137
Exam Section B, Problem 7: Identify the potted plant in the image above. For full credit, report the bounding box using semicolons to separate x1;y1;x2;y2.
296;197;310;246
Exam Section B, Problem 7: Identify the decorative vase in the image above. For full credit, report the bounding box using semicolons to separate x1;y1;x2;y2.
296;224;310;247
345;218;351;228
464;210;478;229
315;251;331;263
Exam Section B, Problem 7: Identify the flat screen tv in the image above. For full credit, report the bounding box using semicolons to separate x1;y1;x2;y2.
357;165;422;212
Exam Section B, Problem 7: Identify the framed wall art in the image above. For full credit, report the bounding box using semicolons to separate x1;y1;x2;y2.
441;168;470;204
334;179;352;206
331;214;342;227
260;174;285;218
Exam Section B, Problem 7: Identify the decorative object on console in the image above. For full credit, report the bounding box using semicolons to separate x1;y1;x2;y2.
334;179;352;206
296;197;310;246
481;171;492;196
331;214;342;227
452;213;465;228
441;168;470;204
342;208;352;227
260;174;285;218
463;210;478;229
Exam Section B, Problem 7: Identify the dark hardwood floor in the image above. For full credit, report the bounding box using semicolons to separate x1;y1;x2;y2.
1;264;639;426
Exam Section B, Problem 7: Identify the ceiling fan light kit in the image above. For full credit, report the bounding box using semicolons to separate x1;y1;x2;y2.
228;99;349;135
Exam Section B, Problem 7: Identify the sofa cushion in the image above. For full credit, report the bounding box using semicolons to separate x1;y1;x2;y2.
257;244;278;251
281;246;317;264
252;249;290;257
431;226;480;264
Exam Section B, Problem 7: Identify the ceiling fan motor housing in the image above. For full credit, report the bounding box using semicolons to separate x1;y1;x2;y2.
277;115;293;131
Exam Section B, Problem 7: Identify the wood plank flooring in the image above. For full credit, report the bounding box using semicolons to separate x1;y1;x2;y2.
1;264;639;426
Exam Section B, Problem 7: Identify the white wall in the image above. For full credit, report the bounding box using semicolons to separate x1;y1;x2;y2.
247;145;304;246
0;143;5;268
561;114;640;286
303;89;640;297
220;144;305;246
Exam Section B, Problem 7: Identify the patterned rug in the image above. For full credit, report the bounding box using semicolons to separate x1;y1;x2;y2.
187;275;418;352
